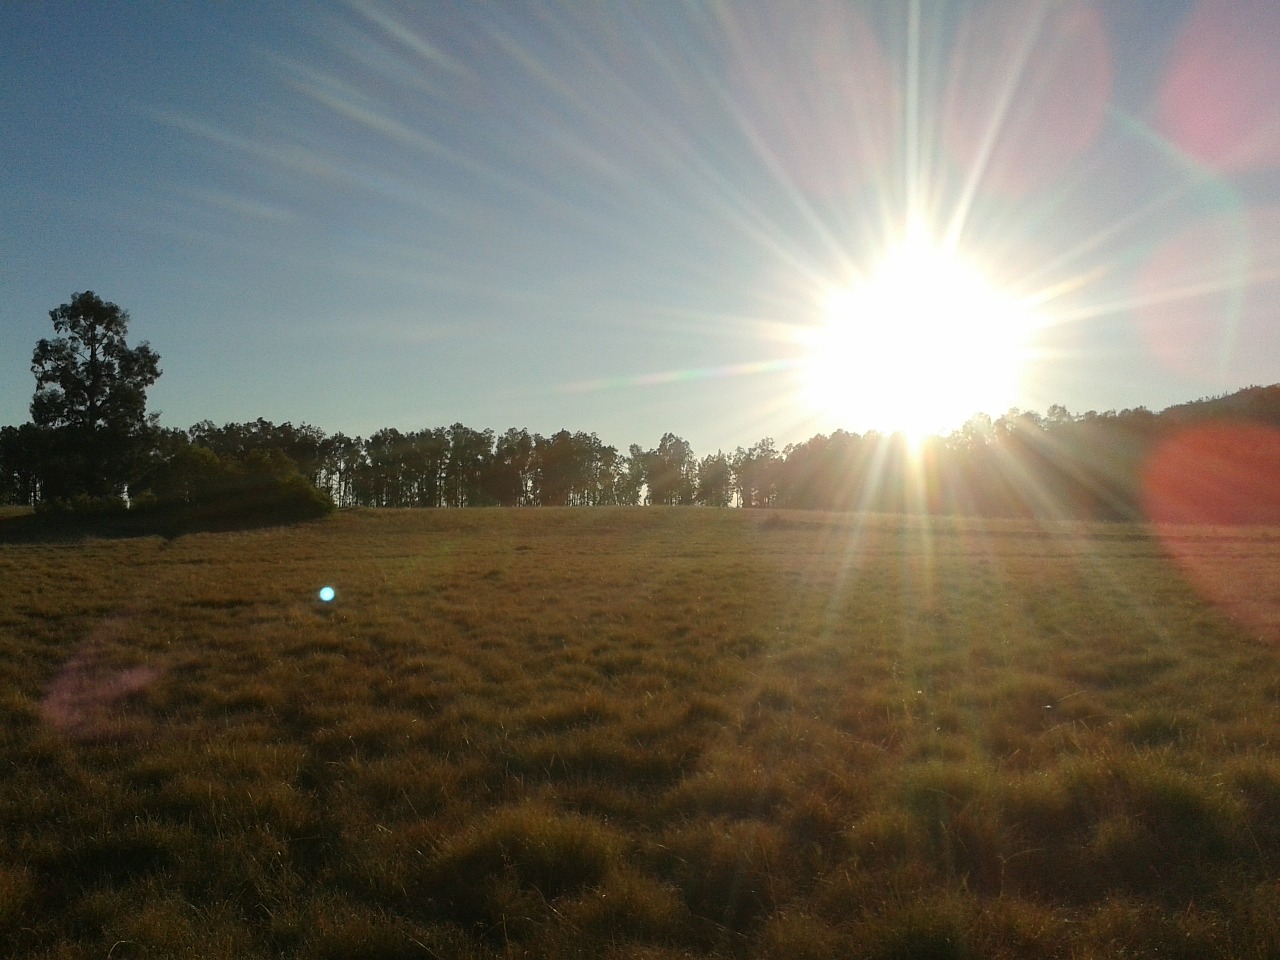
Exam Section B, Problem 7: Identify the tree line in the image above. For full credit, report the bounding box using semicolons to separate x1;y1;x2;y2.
7;391;1280;521
5;292;1280;524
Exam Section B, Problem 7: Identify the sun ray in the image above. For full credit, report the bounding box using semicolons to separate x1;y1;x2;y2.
940;4;1050;250
557;357;798;396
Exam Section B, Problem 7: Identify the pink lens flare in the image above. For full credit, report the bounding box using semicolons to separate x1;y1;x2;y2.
1132;213;1249;381
1133;207;1280;382
1144;421;1280;639
1158;0;1280;174
40;649;161;737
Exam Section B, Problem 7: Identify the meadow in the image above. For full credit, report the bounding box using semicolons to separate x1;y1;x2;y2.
2;507;1280;958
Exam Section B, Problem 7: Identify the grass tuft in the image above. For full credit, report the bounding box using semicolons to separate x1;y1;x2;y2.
415;803;624;934
658;819;794;934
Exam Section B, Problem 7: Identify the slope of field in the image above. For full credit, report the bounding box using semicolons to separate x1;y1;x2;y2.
2;508;1280;958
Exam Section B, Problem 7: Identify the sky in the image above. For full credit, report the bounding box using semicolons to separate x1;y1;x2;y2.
5;0;1280;456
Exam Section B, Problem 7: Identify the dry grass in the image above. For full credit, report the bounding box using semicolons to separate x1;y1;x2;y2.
2;507;1280;957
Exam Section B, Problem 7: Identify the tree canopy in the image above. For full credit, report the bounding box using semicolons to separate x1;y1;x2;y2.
30;292;162;499
32;291;161;433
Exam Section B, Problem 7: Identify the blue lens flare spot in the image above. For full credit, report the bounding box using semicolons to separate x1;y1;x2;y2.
318;586;336;603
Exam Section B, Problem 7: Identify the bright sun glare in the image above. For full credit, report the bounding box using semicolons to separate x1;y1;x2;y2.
804;224;1045;442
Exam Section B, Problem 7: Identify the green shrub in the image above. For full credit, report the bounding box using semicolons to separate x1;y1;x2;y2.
140;446;334;530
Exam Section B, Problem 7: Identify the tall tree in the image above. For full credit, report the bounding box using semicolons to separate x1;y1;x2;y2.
646;433;696;505
444;423;494;507
535;430;578;506
315;432;362;506
488;428;536;506
0;423;44;505
620;445;647;506
731;438;779;508
695;451;733;506
31;291;161;499
363;428;409;507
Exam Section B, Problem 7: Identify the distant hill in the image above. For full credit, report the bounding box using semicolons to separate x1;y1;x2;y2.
1160;383;1280;426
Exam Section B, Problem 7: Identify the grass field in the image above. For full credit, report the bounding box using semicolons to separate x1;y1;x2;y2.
3;507;1280;958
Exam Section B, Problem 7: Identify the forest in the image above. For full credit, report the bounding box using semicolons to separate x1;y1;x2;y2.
5;292;1280;524
6;389;1280;523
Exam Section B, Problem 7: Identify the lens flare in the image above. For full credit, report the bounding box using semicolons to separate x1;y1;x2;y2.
1158;0;1280;174
318;586;336;602
1133;207;1280;384
1144;423;1280;638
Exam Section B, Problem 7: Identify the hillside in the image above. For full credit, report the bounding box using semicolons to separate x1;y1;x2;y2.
1160;383;1280;424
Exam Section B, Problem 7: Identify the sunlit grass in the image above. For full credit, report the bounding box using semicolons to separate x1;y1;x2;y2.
2;508;1280;957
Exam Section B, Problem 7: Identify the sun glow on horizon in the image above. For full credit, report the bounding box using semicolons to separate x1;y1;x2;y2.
802;224;1047;443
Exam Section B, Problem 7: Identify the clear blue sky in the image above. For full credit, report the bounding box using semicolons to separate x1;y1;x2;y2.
5;0;1280;455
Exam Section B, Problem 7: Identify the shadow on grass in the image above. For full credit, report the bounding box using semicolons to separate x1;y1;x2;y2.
0;505;332;543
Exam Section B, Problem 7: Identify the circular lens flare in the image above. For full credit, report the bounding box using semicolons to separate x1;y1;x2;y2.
1144;422;1280;639
1159;0;1280;174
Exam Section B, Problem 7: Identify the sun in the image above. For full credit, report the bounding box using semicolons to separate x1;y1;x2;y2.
802;225;1045;442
